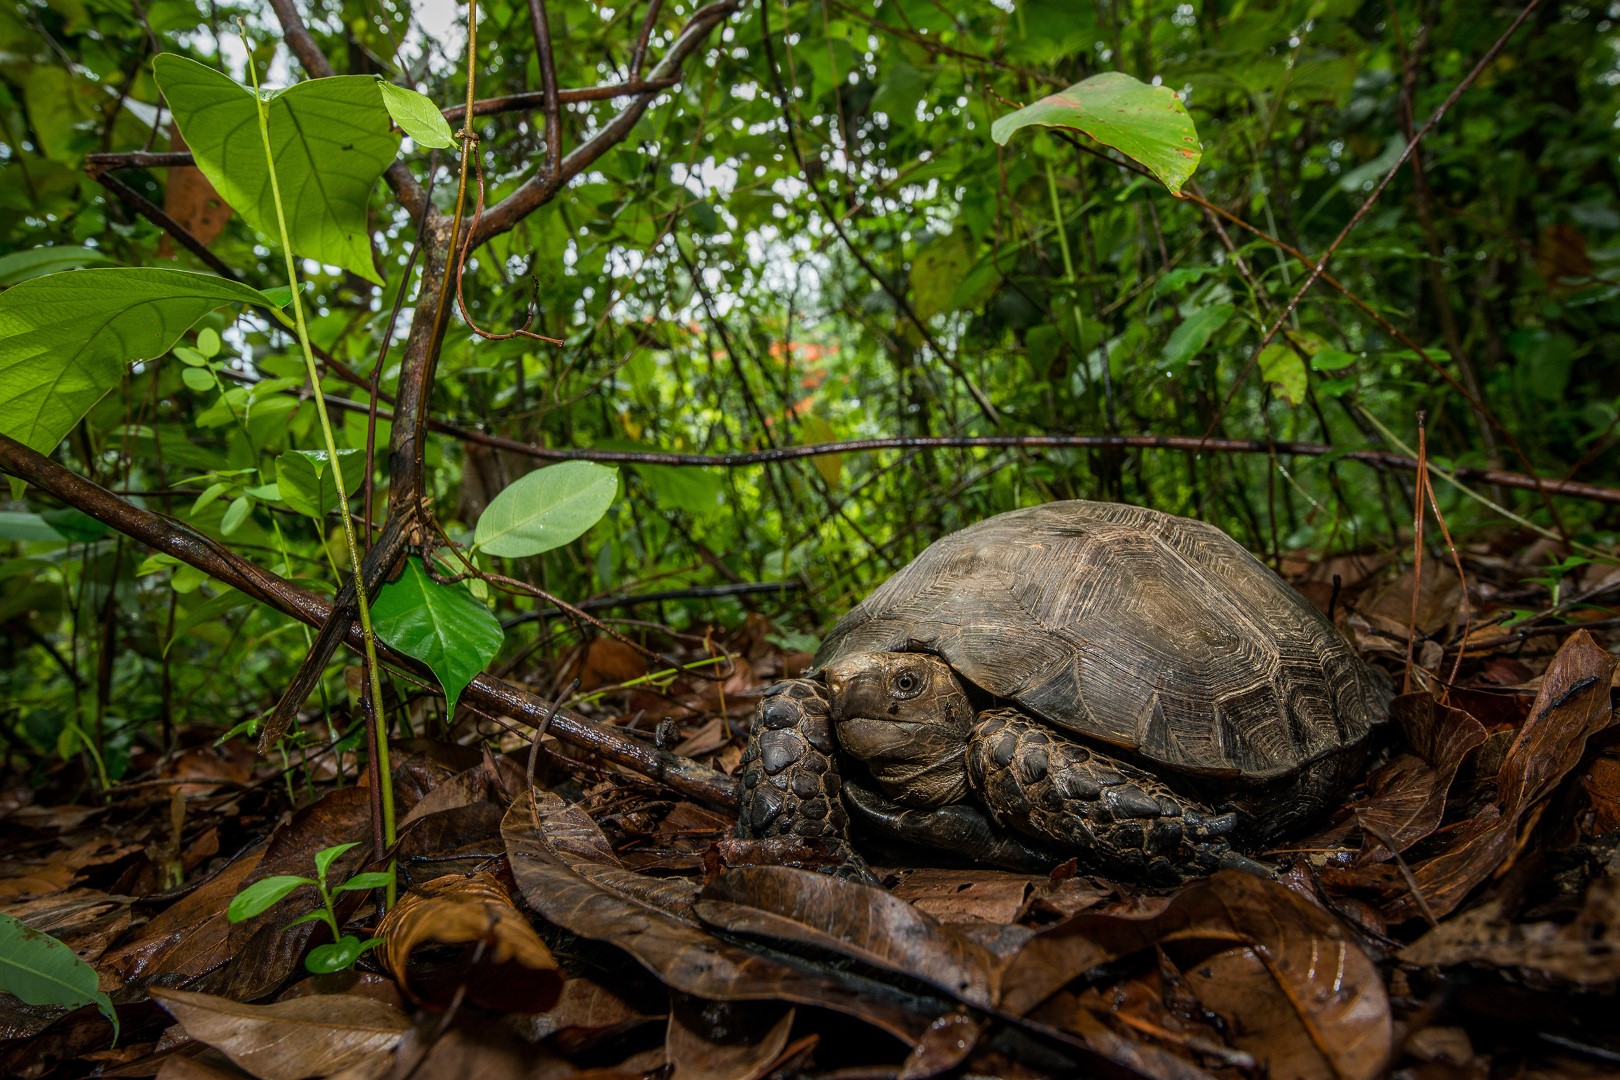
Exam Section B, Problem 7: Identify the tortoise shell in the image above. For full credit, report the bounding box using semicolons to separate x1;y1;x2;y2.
814;501;1390;782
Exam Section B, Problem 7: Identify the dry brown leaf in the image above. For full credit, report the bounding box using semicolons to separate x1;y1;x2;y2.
159;122;232;259
695;865;1002;1009
501;791;934;1042
377;871;562;1013
665;993;794;1080
1003;871;1391;1080
1402;877;1620;987
150;988;408;1080
889;868;1036;924
1385;631;1618;922
1351;693;1488;863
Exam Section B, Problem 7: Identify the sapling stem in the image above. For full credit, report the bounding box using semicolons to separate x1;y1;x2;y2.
239;27;397;865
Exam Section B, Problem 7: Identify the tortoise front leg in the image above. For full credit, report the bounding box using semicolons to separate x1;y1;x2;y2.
736;679;875;882
967;709;1240;883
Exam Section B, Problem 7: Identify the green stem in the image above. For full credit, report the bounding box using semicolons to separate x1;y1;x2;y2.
241;36;396;852
1043;157;1089;391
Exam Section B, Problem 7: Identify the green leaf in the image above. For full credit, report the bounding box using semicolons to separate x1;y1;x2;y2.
275;448;364;520
305;935;383;975
910;235;974;321
473;462;619;558
1258;343;1308;405
1161;303;1234;369
336;871;394;892
0;913;118;1040
219;495;253;536
1310;348;1359;372
0;268;281;454
372;557;504;713
0;246;115;285
314;841;361;881
227;875;314;922
38;508;108;542
153;54;399;284
196;327;221;358
991;72;1203;195
181;366;217;392
0;511;67;543
376;80;456;149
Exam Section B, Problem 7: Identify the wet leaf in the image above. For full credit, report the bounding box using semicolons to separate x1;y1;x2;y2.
1386;631;1618;921
695;865;1001;1009
376;871;562;1012
1403;877;1620;987
1351;693;1488;862
1003;871;1391;1080
898;1011;985;1080
665;992;794;1080
501;792;936;1041
151;987;407;1080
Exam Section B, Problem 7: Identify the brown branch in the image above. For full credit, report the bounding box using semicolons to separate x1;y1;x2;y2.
270;386;1620;505
0;431;738;811
525;0;563;187
91;169;238;279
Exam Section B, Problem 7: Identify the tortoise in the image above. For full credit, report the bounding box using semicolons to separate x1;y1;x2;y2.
736;501;1392;882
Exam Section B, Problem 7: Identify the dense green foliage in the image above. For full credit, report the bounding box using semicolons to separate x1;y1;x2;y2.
1;0;1616;779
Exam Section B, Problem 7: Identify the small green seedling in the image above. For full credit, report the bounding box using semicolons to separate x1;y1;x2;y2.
227;842;391;974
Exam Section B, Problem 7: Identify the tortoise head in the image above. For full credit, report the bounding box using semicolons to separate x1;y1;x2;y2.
822;652;973;808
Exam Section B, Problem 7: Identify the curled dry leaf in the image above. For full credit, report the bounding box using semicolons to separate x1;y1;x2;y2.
665;992;795;1080
1002;871;1391;1080
1384;631;1618;922
695;865;1002;1009
1351;693;1488;863
500;791;935;1042
376;871;562;1013
150;987;407;1080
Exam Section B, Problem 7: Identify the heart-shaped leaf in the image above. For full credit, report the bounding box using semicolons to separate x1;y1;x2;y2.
153;54;399;284
371;557;504;713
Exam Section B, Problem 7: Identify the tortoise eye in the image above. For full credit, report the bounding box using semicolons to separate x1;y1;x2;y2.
891;670;924;698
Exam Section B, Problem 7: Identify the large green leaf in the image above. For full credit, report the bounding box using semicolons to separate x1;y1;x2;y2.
372;558;504;713
991;72;1202;195
153;55;399;284
0;268;282;454
473;462;620;558
0;912;119;1039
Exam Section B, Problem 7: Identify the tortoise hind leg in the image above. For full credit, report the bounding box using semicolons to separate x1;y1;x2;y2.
967;708;1241;882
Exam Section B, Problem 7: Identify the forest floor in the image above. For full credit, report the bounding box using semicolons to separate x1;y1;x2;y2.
3;535;1619;1080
